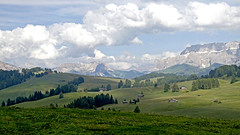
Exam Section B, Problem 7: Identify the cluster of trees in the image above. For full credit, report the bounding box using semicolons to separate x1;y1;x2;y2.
117;74;199;89
133;79;155;88
0;67;56;90
0;70;25;90
118;79;131;88
163;83;179;92
191;78;219;91
66;93;117;109
1;77;84;107
209;65;240;78
133;73;199;88
100;84;112;91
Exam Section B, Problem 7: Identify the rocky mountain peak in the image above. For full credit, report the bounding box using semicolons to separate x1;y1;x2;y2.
155;41;240;70
0;61;21;71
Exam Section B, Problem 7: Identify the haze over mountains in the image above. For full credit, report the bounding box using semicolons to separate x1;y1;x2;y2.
1;41;240;78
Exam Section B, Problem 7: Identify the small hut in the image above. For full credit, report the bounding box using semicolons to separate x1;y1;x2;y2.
122;101;128;104
168;99;178;103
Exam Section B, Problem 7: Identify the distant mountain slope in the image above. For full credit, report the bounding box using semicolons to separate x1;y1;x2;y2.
155;41;240;70
109;70;146;79
157;63;222;76
55;63;145;79
0;61;21;71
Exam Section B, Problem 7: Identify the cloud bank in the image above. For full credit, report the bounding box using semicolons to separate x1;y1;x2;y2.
1;1;240;69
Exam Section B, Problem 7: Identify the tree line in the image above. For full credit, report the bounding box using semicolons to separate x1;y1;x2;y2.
66;93;118;109
1;77;84;107
117;74;199;89
163;83;180;92
208;65;240;78
191;78;219;91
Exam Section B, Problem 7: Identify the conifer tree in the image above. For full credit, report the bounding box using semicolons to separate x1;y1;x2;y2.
59;92;64;99
1;101;5;107
191;81;198;91
231;75;237;84
134;106;140;113
172;83;179;92
164;83;170;92
107;84;111;91
118;80;123;88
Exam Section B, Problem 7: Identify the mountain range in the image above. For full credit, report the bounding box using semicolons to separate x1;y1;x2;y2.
155;41;240;69
54;62;145;79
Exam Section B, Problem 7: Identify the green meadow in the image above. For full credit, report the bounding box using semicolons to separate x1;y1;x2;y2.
13;75;240;120
1;107;240;135
0;73;119;103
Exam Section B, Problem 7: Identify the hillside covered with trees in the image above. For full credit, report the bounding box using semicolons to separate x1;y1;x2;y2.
0;67;55;90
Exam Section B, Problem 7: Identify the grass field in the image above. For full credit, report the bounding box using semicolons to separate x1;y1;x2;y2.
2;71;240;120
14;78;240;120
0;73;120;103
1;107;240;134
16;92;99;108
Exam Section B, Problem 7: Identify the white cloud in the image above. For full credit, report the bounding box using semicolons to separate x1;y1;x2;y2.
1;1;240;69
188;2;240;30
107;62;135;70
130;37;143;44
0;25;59;60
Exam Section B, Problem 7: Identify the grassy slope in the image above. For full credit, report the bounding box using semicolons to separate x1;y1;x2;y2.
103;79;240;120
16;92;99;108
1;107;240;134
15;78;240;120
0;73;120;103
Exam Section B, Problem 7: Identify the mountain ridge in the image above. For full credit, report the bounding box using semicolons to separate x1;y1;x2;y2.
54;62;145;79
155;41;240;70
0;61;21;71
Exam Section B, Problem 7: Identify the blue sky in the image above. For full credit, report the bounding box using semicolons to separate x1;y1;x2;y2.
1;0;240;71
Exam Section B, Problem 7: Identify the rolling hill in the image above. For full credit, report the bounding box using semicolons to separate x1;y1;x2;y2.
14;76;240;120
0;73;120;103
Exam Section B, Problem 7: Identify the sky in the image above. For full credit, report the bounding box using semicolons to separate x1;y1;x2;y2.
1;0;240;71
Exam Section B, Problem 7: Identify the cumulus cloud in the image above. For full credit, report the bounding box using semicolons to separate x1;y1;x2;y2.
1;1;240;69
187;2;240;30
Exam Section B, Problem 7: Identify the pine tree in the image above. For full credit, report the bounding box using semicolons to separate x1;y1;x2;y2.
215;79;220;88
106;84;111;91
7;98;11;106
114;99;118;104
59;92;64;99
191;81;198;91
118;80;123;88
231;75;237;84
237;70;240;77
134;106;140;113
164;83;170;92
172;83;179;92
1;101;5;107
124;79;131;88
